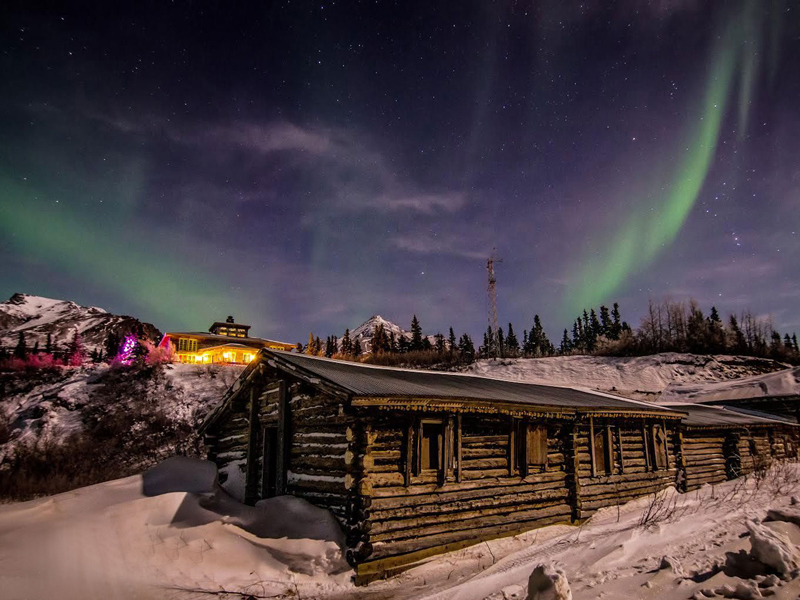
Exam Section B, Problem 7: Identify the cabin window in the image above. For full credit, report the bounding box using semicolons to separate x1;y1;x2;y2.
652;424;668;470
412;419;444;476
407;416;458;485
512;420;548;477
178;338;197;353
593;427;611;476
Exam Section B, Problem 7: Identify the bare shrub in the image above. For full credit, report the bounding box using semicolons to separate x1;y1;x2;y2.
638;486;682;528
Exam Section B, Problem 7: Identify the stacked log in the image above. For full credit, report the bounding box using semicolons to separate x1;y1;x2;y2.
681;432;727;491
358;413;572;562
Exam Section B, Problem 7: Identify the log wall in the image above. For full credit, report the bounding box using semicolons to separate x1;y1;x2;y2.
575;418;677;517
359;413;573;563
681;431;728;491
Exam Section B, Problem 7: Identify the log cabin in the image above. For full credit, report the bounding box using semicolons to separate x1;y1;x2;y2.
665;403;800;491
200;349;684;582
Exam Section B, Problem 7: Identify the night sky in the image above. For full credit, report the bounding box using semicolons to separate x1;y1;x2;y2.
1;1;799;343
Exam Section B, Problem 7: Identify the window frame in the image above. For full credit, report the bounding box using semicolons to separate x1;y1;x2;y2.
406;415;457;486
511;419;548;478
589;417;613;477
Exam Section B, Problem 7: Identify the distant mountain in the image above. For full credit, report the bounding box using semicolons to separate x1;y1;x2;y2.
0;293;161;354
345;315;436;352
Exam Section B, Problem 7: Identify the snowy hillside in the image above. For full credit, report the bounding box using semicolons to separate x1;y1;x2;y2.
346;315;437;352
0;293;161;354
0;362;242;498
468;353;789;401
3;457;800;599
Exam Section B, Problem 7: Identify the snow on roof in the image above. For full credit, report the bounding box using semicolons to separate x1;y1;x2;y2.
265;350;679;414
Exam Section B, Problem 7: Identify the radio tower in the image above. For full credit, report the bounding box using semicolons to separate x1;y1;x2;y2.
487;250;502;359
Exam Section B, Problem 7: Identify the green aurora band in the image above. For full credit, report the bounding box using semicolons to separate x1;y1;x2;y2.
565;1;773;317
0;176;253;330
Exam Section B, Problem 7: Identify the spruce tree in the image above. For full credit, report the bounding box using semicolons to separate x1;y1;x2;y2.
306;333;315;355
497;326;505;358
571;321;581;351
560;329;572;354
325;336;334;357
484;326;496;358
105;331;121;360
610;303;622;340
589;309;601;344
410;315;423;351
353;337;362;356
708;306;725;353
599;306;611;337
448;327;457;353
506;323;519;356
14;332;27;360
46;332;53;355
793;333;799;354
435;332;445;354
458;333;475;362
341;329;352;356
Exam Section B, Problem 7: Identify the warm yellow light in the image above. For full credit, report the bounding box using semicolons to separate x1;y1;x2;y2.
223;352;231;359
244;354;253;362
194;355;202;362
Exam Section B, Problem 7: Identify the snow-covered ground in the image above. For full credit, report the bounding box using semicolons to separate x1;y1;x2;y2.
3;458;800;600
468;353;791;402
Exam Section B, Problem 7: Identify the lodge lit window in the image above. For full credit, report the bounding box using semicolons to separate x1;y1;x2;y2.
178;338;198;353
512;420;548;477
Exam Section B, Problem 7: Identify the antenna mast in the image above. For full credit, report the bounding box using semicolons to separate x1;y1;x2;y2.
487;249;502;359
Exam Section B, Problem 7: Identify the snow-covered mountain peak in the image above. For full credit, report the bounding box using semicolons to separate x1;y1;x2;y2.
350;315;408;339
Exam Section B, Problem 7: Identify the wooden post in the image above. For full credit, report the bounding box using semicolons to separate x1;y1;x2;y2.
568;423;582;521
589;417;597;478
244;386;260;505
617;424;625;474
275;380;288;495
606;424;613;475
509;416;517;476
456;413;463;483
642;421;651;471
404;419;414;486
675;428;687;492
662;419;670;469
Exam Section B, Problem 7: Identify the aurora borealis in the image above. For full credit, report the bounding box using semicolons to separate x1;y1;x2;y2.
1;1;799;341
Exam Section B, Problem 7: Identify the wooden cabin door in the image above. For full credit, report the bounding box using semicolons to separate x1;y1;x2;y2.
261;426;279;498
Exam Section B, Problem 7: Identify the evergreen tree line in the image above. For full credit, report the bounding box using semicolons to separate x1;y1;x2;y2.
299;299;799;367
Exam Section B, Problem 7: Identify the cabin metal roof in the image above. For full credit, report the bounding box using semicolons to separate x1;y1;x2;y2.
662;403;794;427
266;350;679;415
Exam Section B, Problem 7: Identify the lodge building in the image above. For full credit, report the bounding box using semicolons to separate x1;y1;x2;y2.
159;316;295;365
202;350;740;582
